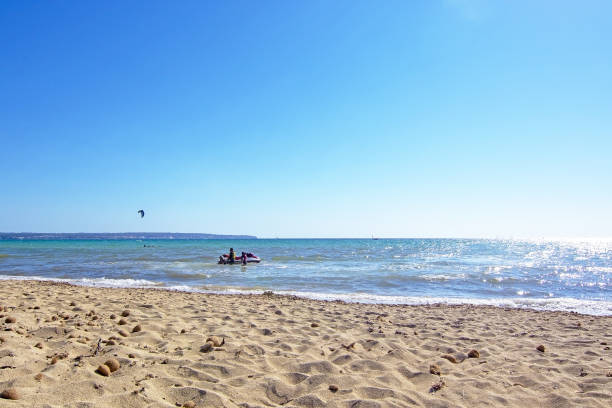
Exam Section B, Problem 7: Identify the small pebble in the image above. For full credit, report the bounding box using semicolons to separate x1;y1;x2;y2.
311;323;319;328
132;325;142;333
180;329;186;334
35;342;43;349
537;345;546;352
110;314;116;319
430;379;446;393
430;364;441;375
206;336;223;347
441;354;458;363
468;349;480;358
262;328;272;336
329;384;339;392
5;317;16;324
96;364;111;376
118;330;129;337
182;401;196;408
121;310;130;317
107;340;116;346
128;353;136;358
51;356;59;364
34;373;43;381
105;358;120;372
0;388;19;400
118;319;127;325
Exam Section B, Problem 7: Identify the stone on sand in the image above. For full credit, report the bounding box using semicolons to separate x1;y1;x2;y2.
206;336;224;347
537;345;546;352
430;379;446;393
104;358;121;372
468;349;480;358
0;388;19;400
441;354;459;363
132;324;142;333
430;364;441;375
121;310;130;317
96;364;111;376
5;316;16;323
118;329;129;337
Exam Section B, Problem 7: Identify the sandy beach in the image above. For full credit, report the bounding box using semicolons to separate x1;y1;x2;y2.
0;280;610;407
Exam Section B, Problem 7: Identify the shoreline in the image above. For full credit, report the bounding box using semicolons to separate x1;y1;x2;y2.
2;276;611;317
1;279;610;407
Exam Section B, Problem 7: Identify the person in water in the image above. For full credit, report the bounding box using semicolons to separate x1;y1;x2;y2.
228;248;236;264
241;251;247;265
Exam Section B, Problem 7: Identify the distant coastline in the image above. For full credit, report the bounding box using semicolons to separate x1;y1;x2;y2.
0;232;257;240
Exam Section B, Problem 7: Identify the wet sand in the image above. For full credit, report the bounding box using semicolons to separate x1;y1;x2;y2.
0;280;610;407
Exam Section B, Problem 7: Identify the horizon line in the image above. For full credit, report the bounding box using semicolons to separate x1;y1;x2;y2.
2;232;612;241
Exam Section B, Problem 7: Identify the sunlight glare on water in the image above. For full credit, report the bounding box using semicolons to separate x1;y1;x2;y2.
0;238;610;315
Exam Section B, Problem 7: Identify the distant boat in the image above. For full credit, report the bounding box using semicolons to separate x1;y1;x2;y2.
371;234;379;240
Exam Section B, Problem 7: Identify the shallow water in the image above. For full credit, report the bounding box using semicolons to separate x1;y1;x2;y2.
0;238;610;315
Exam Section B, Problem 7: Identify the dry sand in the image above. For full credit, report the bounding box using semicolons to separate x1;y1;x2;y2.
0;280;610;407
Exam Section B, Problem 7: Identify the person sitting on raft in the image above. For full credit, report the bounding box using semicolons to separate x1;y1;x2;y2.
228;248;236;264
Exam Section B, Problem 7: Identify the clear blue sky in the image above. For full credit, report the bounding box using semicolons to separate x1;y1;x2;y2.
1;0;611;238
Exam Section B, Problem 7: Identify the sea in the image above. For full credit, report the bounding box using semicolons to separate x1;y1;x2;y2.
0;238;610;315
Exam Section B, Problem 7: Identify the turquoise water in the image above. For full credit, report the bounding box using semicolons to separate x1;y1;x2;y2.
0;238;610;315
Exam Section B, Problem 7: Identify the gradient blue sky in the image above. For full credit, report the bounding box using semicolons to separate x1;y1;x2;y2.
1;0;611;238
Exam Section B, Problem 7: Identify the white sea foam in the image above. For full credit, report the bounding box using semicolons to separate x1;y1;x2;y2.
2;275;610;316
0;275;163;288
